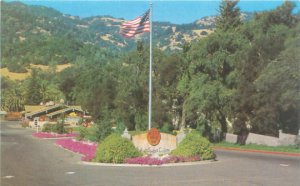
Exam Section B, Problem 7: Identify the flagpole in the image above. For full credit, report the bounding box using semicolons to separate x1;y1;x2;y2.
148;2;152;130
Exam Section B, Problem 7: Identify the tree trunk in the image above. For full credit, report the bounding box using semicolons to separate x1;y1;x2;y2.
179;100;187;130
218;111;227;140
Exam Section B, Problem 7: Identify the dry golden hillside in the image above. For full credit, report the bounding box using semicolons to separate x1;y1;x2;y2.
0;64;72;81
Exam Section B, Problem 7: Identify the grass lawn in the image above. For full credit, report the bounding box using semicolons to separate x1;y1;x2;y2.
212;141;300;153
72;126;98;142
71;126;81;132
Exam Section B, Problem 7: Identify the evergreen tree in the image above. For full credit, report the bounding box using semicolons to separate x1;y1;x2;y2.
216;0;242;31
26;69;43;105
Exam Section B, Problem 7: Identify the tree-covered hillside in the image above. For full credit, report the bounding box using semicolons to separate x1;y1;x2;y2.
1;1;220;70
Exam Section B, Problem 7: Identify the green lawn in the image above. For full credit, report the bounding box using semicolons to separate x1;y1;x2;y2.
83;127;98;142
70;126;81;131
212;141;300;153
73;126;98;142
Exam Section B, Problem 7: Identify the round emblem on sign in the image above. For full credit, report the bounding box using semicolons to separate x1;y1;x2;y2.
147;128;161;146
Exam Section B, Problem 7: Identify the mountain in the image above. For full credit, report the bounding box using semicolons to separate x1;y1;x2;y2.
1;1;252;69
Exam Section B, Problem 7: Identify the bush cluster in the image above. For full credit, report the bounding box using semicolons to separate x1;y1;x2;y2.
42;123;67;134
159;123;175;135
171;132;215;160
42;123;56;132
95;134;142;163
95;118;112;142
7;62;28;73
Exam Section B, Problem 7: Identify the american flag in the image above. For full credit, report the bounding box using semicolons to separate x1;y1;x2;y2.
120;9;150;38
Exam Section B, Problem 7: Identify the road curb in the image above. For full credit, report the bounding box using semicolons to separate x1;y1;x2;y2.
40;137;77;140
212;146;300;157
78;159;217;167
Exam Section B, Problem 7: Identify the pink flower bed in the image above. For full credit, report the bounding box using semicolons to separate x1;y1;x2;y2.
125;155;201;165
125;156;164;165
33;132;78;138
55;139;97;162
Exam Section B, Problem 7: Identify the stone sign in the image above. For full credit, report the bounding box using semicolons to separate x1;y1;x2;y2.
132;131;177;156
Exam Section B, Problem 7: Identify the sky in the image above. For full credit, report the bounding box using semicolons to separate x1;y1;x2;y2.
12;0;300;24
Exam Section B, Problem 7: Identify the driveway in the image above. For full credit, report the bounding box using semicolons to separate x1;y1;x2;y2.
1;121;300;186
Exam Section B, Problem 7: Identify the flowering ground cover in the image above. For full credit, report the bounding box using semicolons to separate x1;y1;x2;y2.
33;132;78;138
125;156;164;165
125;155;201;165
55;139;97;161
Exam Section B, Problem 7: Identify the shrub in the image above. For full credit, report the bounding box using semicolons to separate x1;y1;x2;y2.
42;122;67;134
7;62;28;73
79;126;88;140
160;123;174;134
94;110;112;141
56;119;67;134
114;120;126;135
195;117;212;139
134;112;148;131
171;132;215;160
200;31;208;35
95;134;142;163
42;123;56;132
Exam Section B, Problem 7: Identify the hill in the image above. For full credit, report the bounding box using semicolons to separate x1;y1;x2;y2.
0;64;71;81
1;1;253;72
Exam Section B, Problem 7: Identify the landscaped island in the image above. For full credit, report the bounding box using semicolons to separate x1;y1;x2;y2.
56;128;215;165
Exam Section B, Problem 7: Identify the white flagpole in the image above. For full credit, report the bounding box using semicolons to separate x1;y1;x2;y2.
148;2;153;130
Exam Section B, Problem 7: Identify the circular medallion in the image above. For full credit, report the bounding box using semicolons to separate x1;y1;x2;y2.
147;128;161;146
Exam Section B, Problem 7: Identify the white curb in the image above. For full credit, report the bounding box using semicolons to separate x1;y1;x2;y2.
78;159;217;167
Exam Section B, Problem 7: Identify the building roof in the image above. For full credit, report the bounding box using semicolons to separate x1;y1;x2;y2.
46;107;84;118
25;104;66;118
24;105;48;113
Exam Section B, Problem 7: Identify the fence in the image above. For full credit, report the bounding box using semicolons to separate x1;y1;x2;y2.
225;130;299;147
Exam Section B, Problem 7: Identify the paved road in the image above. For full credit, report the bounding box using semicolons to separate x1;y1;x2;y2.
1;121;300;186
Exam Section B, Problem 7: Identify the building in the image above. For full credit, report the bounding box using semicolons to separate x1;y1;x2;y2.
23;104;88;128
